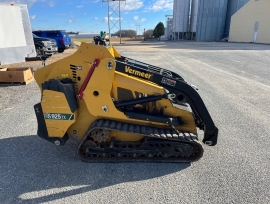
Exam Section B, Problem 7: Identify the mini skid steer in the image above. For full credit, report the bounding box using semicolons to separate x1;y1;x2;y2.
33;42;218;162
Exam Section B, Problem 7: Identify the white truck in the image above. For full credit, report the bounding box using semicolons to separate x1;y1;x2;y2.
104;32;110;41
0;3;36;65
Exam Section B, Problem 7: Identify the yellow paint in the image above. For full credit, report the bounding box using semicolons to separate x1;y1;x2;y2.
41;90;77;137
115;71;162;89
107;45;121;58
229;0;270;44
35;42;198;143
61;74;69;78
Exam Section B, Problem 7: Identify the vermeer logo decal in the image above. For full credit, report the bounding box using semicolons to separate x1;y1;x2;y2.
125;66;152;79
161;77;176;87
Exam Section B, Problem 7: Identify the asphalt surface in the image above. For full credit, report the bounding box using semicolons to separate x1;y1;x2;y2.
0;41;269;204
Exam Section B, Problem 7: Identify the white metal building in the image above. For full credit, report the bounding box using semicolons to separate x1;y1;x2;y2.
170;0;250;41
0;3;36;65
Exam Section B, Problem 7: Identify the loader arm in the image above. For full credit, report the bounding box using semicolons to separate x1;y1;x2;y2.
115;57;218;146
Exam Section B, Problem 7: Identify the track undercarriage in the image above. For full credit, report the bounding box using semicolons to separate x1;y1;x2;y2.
78;119;203;162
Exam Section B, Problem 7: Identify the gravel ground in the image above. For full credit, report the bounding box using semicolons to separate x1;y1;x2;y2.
0;41;269;204
0;47;78;111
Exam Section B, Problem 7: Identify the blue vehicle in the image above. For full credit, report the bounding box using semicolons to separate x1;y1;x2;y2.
32;30;71;53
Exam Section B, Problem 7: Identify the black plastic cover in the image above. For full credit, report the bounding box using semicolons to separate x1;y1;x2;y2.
34;103;68;145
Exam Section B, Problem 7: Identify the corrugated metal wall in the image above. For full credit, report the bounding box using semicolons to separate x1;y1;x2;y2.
173;0;190;32
170;0;250;42
224;0;250;37
190;0;200;32
196;0;228;41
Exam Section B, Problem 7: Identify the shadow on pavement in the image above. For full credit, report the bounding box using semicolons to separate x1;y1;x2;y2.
0;135;190;203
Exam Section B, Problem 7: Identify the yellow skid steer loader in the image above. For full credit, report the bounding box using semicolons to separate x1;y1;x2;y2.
33;43;218;162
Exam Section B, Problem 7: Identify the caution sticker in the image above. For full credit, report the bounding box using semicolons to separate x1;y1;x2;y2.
161;77;176;87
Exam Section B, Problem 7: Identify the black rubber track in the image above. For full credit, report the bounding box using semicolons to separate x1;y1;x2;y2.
77;119;204;162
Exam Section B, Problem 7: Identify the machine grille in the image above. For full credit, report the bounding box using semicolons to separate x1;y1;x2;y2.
117;87;134;101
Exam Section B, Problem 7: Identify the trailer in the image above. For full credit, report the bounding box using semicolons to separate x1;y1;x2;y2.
0;3;36;65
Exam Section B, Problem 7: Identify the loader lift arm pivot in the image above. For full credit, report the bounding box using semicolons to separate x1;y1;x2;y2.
77;58;100;100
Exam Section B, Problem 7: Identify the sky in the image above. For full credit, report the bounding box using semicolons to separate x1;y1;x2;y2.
1;0;173;34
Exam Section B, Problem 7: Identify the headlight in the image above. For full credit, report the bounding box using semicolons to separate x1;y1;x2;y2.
42;41;49;46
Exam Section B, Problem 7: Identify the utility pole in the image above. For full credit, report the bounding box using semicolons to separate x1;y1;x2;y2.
135;23;142;38
102;0;126;45
144;28;145;41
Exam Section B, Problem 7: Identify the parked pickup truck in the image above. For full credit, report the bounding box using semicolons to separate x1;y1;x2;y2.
32;30;72;53
33;33;58;56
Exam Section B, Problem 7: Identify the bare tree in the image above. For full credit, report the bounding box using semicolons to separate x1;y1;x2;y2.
114;30;136;38
145;29;154;38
